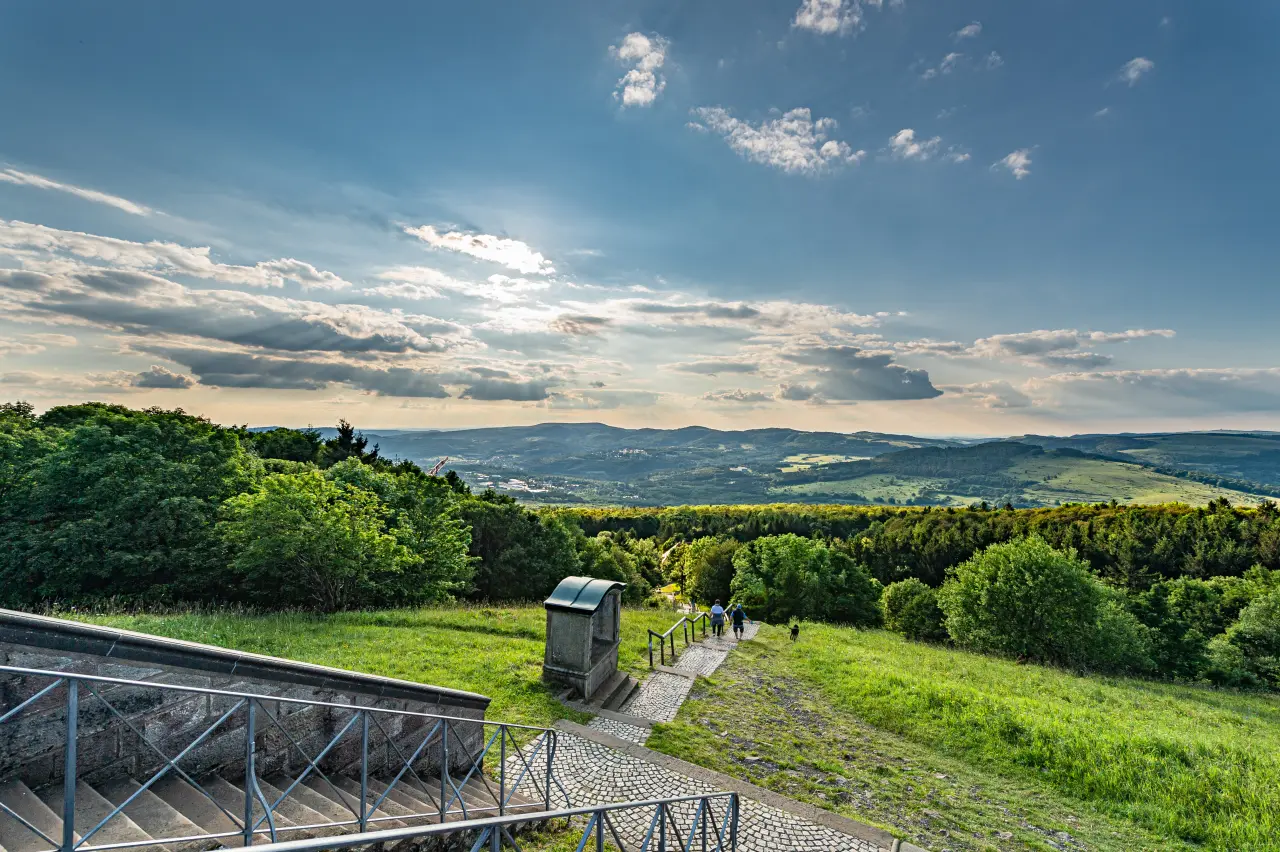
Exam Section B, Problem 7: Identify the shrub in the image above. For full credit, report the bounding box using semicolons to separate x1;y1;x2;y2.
680;536;741;606
1206;590;1280;689
218;470;415;612
824;550;884;628
730;534;828;623
939;537;1152;672
881;578;946;641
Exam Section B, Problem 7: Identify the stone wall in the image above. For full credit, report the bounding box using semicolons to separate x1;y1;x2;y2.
0;610;490;793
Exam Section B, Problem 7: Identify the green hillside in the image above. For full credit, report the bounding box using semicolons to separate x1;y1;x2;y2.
322;424;1280;507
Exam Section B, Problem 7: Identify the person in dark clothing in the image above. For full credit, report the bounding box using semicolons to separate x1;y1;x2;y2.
730;604;751;639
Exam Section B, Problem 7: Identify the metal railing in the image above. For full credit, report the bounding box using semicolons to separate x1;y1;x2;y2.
646;611;708;668
0;665;569;852
231;792;740;852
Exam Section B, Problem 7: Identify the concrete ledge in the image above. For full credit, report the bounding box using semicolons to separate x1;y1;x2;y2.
653;664;697;680
0;609;490;711
558;720;929;852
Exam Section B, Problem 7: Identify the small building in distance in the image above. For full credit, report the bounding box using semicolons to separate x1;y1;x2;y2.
542;576;625;701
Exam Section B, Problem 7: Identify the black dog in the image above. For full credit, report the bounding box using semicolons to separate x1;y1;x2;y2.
790;622;800;642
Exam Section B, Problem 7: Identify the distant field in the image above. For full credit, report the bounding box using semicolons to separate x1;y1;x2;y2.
770;454;1259;507
778;453;868;472
650;624;1280;852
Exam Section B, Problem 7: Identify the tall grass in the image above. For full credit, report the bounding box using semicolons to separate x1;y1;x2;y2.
788;625;1280;850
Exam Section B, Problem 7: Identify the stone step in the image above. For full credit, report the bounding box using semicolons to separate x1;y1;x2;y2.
262;777;356;829
36;781;167;852
201;777;308;843
147;776;258;846
590;671;630;709
96;778;215;852
301;776;408;831
0;779;74;852
602;676;640;712
253;779;345;839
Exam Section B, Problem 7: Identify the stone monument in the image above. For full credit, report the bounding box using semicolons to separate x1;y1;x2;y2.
543;576;625;700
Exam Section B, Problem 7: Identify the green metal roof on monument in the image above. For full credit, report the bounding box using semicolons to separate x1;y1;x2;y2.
544;576;626;613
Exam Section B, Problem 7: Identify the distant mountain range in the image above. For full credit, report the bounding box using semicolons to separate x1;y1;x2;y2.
289;423;1280;508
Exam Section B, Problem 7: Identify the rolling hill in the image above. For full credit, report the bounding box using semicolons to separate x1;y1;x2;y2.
286;423;1280;508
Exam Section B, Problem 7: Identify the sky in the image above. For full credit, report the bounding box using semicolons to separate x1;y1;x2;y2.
1;0;1278;437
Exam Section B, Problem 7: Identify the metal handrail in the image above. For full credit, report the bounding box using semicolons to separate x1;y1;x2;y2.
240;791;741;852
646;608;710;667
0;665;570;852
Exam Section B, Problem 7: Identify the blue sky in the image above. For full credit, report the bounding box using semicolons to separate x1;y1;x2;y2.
1;0;1277;435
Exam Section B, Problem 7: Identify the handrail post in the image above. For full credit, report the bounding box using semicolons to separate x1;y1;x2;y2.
62;679;77;852
499;726;507;816
659;802;666;852
359;710;369;833
242;699;255;847
648;634;654;668
595;809;605;852
543;732;553;811
439;720;449;822
702;798;708;851
731;793;739;851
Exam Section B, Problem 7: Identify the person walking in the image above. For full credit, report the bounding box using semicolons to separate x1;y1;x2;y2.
730;604;751;640
709;600;726;638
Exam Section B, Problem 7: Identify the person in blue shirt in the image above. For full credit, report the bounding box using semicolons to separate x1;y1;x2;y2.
709;600;726;638
730;604;751;639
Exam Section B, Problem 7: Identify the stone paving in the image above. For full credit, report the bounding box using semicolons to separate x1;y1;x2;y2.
513;619;892;851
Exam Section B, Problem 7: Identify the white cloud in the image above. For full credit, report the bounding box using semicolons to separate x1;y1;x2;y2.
702;388;774;404
995;148;1033;179
970;328;1175;366
1031;368;1280;414
985;51;1004;69
0;338;45;356
0;220;351;289
404;225;555;276
1118;57;1155;86
1094;107;1111;118
888;128;942;161
920;52;963;80
793;0;861;35
28;332;78;347
791;0;898;37
945;146;971;163
942;380;1033;409
370;266;550;304
953;21;982;40
689;107;865;174
0;168;153;216
610;32;669;108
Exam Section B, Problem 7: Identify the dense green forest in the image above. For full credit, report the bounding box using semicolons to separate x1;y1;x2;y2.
2;402;1278;692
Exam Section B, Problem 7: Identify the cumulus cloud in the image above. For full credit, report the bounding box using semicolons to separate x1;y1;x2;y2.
0;168;153;216
28;332;78;347
458;378;554;401
549;314;613;336
404;225;555;276
942;380;1032;409
666;359;760;376
920;52;963;80
893;338;969;356
779;345;941;402
888;129;942;160
953;21;982;40
791;0;897;37
372;265;549;304
1118;57;1155;86
702;389;774;404
0;266;469;355
610;32;668;107
1032;368;1280;414
0;221;351;289
139;344;452;398
967;328;1174;368
995;148;1033;179
986;51;1004;69
543;388;661;410
689;107;865;174
132;365;195;389
0;338;45;356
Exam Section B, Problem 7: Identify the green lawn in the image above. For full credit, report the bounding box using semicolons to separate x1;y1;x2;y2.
77;605;684;727
648;624;1280;852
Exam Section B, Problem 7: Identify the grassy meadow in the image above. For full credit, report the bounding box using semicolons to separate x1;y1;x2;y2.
73;606;1280;851
649;624;1280;852
78;605;683;727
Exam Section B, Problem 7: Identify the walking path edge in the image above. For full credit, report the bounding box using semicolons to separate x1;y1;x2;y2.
558;720;927;852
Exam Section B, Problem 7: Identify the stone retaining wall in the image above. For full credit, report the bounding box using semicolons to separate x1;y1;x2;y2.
0;610;490;792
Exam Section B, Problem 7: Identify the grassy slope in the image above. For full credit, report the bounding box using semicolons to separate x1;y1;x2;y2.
78;605;683;727
648;624;1280;852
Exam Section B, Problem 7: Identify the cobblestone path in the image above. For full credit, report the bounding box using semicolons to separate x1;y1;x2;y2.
534;620;896;851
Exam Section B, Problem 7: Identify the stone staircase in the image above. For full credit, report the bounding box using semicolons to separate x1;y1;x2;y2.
0;768;544;852
587;671;640;713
